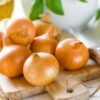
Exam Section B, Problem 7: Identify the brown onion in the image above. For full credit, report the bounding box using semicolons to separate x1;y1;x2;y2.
31;26;58;54
23;52;59;86
7;19;36;46
33;13;62;41
55;38;89;70
0;32;3;50
0;43;32;77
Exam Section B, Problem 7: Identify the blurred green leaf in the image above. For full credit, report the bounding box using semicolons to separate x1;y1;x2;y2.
29;0;44;20
96;9;100;20
46;0;64;15
80;0;87;2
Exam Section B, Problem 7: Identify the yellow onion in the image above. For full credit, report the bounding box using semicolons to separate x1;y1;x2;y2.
33;13;62;41
0;32;3;50
33;13;51;36
55;38;89;70
23;52;59;86
7;19;36;46
0;41;32;77
31;26;58;54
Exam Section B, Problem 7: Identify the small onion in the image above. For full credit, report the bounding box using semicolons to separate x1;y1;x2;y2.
55;38;89;70
23;52;59;86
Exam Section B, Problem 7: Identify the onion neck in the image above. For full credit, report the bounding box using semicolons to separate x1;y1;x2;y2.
33;53;40;62
44;26;56;39
72;41;83;49
40;13;51;23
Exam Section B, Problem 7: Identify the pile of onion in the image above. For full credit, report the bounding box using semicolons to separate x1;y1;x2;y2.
55;38;89;70
0;17;90;87
33;13;62;41
6;19;36;46
0;38;32;77
23;52;59;86
31;26;58;54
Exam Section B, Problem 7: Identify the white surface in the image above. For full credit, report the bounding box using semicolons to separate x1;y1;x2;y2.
46;0;97;30
99;0;100;7
12;0;100;19
21;0;98;30
12;0;26;19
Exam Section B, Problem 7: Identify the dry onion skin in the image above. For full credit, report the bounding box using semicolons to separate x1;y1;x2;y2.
3;36;16;47
31;26;58;54
7;19;36;46
33;13;62;41
0;44;32;77
55;38;89;70
33;13;51;36
23;52;59;86
0;32;3;50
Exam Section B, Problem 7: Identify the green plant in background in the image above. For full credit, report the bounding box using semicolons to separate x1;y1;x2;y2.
96;9;100;20
80;0;87;2
29;0;44;20
29;0;100;21
45;0;64;15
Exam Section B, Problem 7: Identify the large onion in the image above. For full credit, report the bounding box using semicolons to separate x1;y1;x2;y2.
0;44;32;77
7;19;36;46
23;52;59;86
31;26;58;54
55;38;89;70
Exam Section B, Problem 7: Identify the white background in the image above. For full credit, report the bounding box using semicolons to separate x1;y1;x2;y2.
12;0;100;19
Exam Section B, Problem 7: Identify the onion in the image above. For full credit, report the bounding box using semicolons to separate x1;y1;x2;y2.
0;43;32;77
6;19;36;46
55;38;89;70
31;26;58;54
3;36;16;47
23;52;59;86
0;32;3;50
33;13;51;36
33;13;62;41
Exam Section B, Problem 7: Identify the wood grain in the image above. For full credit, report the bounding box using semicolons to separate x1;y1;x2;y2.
25;77;100;100
0;74;45;99
46;76;89;100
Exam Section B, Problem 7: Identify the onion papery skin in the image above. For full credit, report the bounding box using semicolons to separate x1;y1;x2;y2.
0;45;32;77
7;19;36;46
55;38;89;70
23;52;59;86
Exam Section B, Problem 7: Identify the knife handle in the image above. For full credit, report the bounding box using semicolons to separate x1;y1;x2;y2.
89;46;100;65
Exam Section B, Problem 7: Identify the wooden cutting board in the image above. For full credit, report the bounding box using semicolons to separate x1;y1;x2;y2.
0;74;45;100
0;60;100;100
